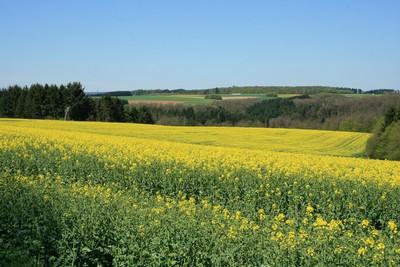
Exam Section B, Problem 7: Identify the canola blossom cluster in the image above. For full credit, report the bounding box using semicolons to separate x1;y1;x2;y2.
0;120;400;266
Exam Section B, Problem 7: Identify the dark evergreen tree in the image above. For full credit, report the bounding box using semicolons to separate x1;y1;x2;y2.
124;106;154;124
95;96;125;122
137;106;154;124
125;106;139;122
15;89;27;118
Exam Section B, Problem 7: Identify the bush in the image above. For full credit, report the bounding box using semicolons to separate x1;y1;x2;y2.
204;95;222;100
265;93;278;97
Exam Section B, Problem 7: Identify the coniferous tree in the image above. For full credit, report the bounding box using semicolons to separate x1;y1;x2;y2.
137;106;154;124
15;89;27;118
95;95;125;122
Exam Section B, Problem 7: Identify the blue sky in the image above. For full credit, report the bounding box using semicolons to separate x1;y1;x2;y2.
0;0;399;91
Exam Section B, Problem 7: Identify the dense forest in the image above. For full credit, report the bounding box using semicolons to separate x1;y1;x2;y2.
0;83;92;120
0;83;150;123
1;83;399;160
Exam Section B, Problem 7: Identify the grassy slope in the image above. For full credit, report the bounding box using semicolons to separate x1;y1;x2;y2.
118;93;302;104
0;119;370;157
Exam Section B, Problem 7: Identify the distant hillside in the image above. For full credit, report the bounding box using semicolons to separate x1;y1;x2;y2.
365;89;400;95
204;86;359;95
87;86;362;96
88;91;132;97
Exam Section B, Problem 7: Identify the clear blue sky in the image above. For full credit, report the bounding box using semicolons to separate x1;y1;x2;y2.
1;0;399;91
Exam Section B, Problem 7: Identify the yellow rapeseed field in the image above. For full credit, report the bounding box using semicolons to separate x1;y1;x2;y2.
1;119;399;266
0;118;369;156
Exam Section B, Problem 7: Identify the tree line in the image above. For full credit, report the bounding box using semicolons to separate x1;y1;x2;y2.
89;86;368;97
0;83;92;120
0;83;153;123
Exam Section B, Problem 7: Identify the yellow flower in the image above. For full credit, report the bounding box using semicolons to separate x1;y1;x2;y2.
388;220;398;234
239;218;250;230
376;242;385;251
151;207;165;214
288;231;295;240
358;247;367;256
227;226;237;239
285;219;295;226
306;204;314;214
371;229;380;237
201;199;210;209
258;208;266;221
234;211;241;221
223;208;230;219
361;219;369;228
313;217;328;228
306;248;315;257
274;231;284;240
328;220;341;231
275;213;285;222
334;246;343;254
299;230;308;241
363;238;375;247
345;231;353;238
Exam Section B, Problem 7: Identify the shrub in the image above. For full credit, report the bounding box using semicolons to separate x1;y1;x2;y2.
204;95;222;100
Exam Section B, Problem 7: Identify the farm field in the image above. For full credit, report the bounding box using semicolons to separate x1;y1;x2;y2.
119;94;214;105
1;119;400;266
0;119;370;157
116;93;298;105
